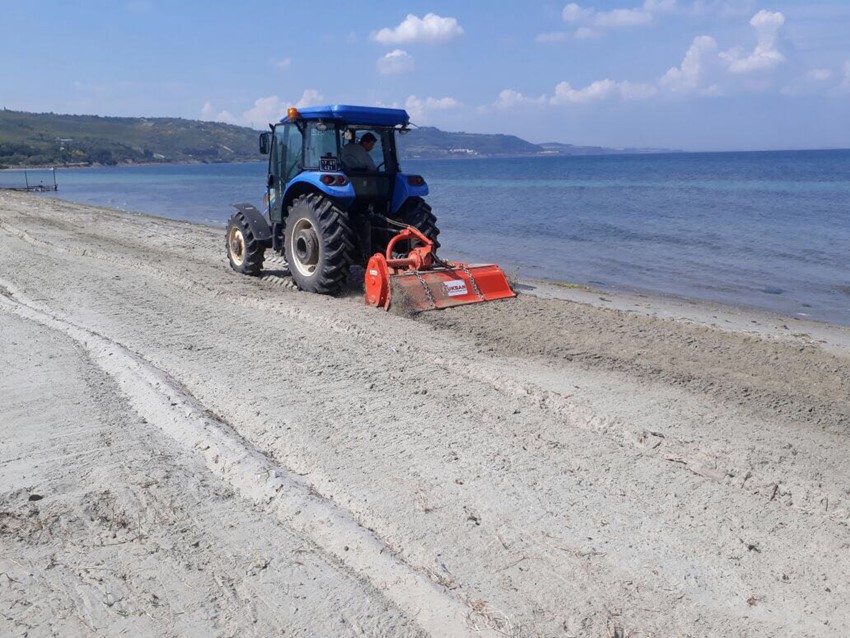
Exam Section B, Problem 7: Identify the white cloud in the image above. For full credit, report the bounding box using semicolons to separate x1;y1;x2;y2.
372;13;463;46
574;27;601;40
498;78;657;109
200;102;236;125
660;10;788;93
295;89;324;108
501;8;812;111
273;58;292;71
690;0;756;18
550;79;656;104
495;89;547;109
618;81;660;100
242;96;288;126
536;31;569;44
562;3;593;23
806;68;832;82
552;79;617;104
200;90;324;128
595;8;653;27
721;10;785;73
840;61;850;93
660;35;719;92
404;95;461;121
563;0;677;29
644;0;677;11
377;49;415;75
781;67;838;97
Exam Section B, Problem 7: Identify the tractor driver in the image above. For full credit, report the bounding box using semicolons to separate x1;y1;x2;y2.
341;132;378;172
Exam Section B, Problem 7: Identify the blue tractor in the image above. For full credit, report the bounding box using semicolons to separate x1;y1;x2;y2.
225;104;440;294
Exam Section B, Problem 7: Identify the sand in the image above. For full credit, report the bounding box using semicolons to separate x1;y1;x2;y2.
1;190;849;637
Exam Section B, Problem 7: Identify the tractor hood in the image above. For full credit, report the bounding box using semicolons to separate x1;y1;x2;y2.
281;105;410;127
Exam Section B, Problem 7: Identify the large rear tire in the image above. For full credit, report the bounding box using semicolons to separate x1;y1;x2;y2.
399;197;440;248
373;197;441;257
284;194;355;294
226;212;264;276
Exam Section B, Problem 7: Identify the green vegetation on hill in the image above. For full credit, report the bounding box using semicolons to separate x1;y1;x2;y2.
0;110;260;167
0;109;678;169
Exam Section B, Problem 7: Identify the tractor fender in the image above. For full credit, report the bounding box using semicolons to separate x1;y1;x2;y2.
232;202;272;245
390;174;429;215
282;173;356;211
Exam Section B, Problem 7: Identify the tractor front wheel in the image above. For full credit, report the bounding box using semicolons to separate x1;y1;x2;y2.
226;212;265;276
284;194;355;294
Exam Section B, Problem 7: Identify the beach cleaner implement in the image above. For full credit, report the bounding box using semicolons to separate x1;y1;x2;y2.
364;222;515;312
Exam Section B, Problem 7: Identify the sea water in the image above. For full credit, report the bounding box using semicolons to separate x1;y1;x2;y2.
14;150;850;325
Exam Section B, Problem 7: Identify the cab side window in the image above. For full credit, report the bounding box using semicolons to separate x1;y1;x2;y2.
271;127;286;182
282;124;303;181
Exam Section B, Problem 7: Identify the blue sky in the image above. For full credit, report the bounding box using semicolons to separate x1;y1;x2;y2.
1;0;849;150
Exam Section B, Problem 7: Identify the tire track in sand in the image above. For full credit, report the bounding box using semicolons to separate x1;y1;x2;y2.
4;215;846;526
0;279;495;638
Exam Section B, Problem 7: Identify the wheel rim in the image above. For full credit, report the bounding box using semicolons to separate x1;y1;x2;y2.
228;226;246;266
290;218;320;277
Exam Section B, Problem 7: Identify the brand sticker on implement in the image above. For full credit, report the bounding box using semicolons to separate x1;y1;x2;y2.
443;279;468;297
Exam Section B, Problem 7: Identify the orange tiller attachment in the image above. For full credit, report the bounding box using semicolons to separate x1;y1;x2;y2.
364;225;516;312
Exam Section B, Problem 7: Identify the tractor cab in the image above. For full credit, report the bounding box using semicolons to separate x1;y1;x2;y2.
259;105;425;228
227;105;438;296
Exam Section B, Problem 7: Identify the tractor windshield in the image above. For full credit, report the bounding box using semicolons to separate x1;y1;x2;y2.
339;127;398;174
301;122;399;173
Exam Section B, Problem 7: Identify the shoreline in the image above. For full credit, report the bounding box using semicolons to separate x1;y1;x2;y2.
21;189;850;334
521;278;850;354
4;147;850;172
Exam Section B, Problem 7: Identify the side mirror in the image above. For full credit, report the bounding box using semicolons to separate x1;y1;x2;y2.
259;132;271;155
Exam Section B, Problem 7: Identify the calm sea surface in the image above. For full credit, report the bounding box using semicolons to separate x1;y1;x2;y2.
7;150;850;325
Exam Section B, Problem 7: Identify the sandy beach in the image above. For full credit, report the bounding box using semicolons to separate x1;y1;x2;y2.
2;190;849;637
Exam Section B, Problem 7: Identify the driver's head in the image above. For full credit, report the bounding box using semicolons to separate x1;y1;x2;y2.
360;132;377;150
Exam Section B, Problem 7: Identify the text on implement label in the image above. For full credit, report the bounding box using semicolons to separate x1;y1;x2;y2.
443;279;468;297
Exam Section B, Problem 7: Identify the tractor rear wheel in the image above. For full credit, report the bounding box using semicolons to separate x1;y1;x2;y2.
284;193;355;294
373;197;441;257
226;212;265;276
399;197;440;249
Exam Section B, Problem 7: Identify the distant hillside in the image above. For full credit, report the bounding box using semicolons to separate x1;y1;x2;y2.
397;129;678;159
398;126;541;159
0;110;259;167
0;109;678;168
538;142;679;156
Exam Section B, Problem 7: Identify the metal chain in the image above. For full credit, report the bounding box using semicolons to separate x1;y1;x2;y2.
458;264;484;300
412;271;437;309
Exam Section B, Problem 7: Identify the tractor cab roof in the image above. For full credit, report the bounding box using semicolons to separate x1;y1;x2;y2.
280;104;410;128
